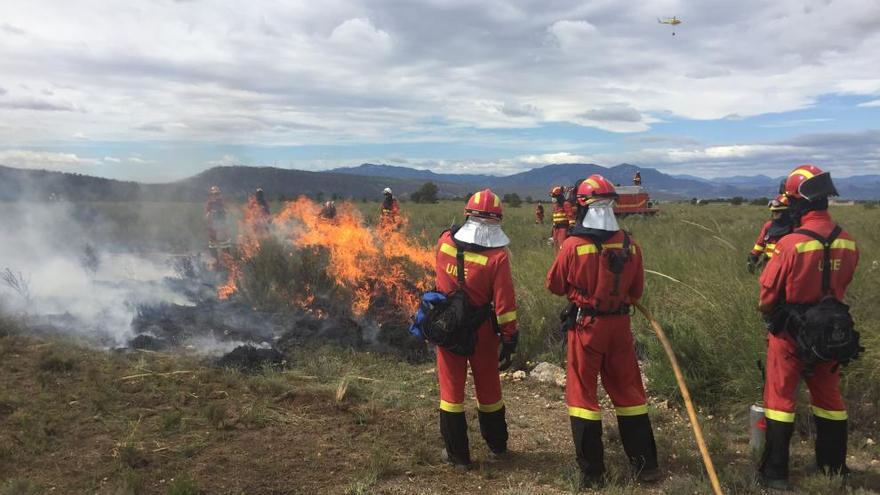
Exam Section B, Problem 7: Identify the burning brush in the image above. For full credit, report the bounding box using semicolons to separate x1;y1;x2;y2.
217;196;434;325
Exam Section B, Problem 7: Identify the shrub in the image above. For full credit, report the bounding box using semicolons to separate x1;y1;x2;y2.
237;239;344;311
502;193;523;207
410;182;439;203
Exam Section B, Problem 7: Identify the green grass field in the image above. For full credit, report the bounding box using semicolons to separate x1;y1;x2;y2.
2;198;879;494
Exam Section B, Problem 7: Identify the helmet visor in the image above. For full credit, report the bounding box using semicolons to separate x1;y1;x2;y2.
799;172;838;201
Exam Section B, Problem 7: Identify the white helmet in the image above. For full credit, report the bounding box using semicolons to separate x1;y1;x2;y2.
383;187;393;195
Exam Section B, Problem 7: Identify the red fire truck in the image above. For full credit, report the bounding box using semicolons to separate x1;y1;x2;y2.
614;185;659;216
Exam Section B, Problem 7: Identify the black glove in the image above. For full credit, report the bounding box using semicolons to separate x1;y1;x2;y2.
747;253;760;273
498;333;518;371
559;302;577;333
763;305;791;335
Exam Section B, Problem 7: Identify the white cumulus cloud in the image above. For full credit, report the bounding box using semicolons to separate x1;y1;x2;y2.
0;149;99;169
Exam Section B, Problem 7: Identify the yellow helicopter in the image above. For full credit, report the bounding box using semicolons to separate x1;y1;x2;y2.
658;16;682;35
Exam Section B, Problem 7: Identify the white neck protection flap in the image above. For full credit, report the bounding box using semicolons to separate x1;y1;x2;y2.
453;217;510;248
581;199;620;231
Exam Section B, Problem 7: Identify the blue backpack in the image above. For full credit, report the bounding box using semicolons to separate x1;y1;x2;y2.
409;242;492;356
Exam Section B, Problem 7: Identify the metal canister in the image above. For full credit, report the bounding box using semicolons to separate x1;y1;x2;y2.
749;404;766;453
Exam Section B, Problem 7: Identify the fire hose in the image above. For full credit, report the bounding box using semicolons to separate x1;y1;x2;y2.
634;302;723;495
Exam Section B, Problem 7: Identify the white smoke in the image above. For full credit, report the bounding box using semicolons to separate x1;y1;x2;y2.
0;201;188;347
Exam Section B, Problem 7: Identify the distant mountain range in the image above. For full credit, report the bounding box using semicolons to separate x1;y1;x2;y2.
334;163;880;200
2;163;879;201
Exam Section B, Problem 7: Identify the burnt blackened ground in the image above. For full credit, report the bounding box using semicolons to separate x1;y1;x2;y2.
127;254;428;366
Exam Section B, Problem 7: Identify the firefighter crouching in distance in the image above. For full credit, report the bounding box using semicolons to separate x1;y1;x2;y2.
205;185;232;265
549;186;573;250
433;189;519;469
380;187;401;230
535;201;545;224
757;165;861;490
633;170;642;186
748;195;792;273
546;175;661;488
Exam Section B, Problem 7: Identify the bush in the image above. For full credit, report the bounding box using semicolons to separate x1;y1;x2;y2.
410;182;438;204
237;238;344;311
502;193;522;207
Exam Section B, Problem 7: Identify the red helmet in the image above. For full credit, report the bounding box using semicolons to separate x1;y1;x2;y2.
465;189;503;220
768;194;789;211
576;174;618;205
783;164;838;200
549;186;565;198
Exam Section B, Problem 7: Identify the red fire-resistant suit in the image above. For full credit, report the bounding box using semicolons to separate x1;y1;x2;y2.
758;210;858;480
751;220;786;260
434;230;518;464
551;200;573;249
546;230;658;480
380;197;401;229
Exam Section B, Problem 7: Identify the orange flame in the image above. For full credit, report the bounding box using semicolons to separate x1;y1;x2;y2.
217;196;433;318
216;196;272;300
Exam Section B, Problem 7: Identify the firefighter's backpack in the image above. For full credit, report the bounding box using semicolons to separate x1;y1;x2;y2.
410;243;492;356
586;231;633;314
787;226;864;368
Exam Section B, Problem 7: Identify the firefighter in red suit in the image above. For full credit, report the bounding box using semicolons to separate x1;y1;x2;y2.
550;186;572;250
380;187;401;229
748;195;792;273
757;165;859;489
546;175;660;487
433;188;519;468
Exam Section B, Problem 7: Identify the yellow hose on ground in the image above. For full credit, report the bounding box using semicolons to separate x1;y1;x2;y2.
634;302;723;495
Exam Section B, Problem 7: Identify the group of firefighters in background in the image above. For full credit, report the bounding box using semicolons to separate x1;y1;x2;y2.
203;163;858;491
541;170;644;250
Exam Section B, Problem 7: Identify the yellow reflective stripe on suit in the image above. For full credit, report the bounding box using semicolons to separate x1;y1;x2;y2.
496;310;517;325
811;406;847;421
439;243;489;266
765;408;795;423
568;406;601;420
440;400;464;413
795;238;857;254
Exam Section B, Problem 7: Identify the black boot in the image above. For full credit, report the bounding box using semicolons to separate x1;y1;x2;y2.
570;416;604;487
478;406;509;455
758;418;794;490
439;410;471;467
814;415;849;476
617;413;660;481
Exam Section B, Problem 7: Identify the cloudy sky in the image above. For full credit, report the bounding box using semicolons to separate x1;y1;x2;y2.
1;0;879;182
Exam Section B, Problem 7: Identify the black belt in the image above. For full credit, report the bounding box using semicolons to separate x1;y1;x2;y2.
578;304;630;317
